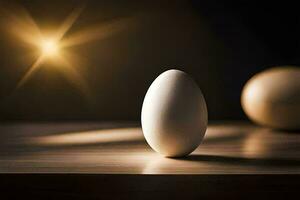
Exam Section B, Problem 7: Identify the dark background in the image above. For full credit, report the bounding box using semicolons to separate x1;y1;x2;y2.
0;0;299;121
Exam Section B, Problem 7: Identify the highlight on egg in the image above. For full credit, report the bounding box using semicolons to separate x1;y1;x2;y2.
141;69;208;157
241;66;300;130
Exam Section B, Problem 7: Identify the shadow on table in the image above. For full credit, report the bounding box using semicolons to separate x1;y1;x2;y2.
179;154;300;167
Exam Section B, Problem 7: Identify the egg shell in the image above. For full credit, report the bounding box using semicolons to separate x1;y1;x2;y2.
241;67;300;130
141;69;207;157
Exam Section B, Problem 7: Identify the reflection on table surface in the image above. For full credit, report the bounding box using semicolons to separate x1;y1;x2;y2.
0;121;299;174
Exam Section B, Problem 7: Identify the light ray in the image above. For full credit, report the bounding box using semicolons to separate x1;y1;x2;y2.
54;54;92;100
0;3;43;47
17;55;45;89
60;17;134;48
54;5;85;41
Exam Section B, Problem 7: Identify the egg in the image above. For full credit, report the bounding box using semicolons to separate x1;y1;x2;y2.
241;66;300;130
141;69;208;157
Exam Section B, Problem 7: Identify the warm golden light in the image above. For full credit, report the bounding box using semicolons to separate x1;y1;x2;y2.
41;39;59;56
1;3;134;98
30;127;143;146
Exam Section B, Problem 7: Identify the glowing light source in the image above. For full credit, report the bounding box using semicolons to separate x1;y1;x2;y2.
1;3;133;98
41;39;59;56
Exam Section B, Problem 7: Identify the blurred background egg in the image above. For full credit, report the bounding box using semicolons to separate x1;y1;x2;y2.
141;69;207;157
241;66;300;130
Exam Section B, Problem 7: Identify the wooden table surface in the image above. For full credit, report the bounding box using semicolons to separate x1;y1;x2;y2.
0;121;299;174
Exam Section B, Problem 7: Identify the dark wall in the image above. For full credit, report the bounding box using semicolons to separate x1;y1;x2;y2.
0;0;299;121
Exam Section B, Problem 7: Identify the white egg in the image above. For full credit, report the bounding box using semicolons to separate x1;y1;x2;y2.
241;66;300;130
141;69;208;157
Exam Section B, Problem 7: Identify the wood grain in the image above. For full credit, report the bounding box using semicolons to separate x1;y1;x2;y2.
0;121;299;174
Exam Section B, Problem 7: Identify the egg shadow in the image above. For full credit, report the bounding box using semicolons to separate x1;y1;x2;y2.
176;154;300;168
270;128;300;134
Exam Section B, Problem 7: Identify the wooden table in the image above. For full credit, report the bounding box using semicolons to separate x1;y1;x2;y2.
0;122;299;199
